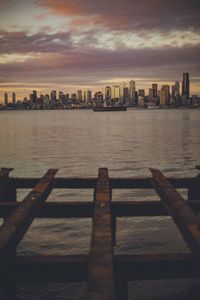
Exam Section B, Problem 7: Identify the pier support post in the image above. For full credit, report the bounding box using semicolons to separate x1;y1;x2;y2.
0;168;16;204
0;168;16;300
112;216;117;246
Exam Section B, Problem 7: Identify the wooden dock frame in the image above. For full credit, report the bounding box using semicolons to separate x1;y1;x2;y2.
0;166;200;299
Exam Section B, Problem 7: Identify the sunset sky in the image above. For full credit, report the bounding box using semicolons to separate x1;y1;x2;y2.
0;0;200;101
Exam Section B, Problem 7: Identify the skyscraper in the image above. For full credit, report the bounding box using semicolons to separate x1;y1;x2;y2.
152;84;158;98
50;90;57;102
12;92;16;104
105;86;111;101
129;80;136;104
172;81;180;99
120;82;126;102
182;72;190;98
161;85;170;106
112;86;120;100
139;89;145;97
77;90;83;102
84;90;92;104
4;92;8;105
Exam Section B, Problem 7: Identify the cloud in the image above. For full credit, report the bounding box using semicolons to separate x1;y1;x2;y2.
0;30;73;54
0;44;199;86
35;0;200;31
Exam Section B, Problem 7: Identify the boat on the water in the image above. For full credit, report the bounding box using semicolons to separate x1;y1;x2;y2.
93;106;127;112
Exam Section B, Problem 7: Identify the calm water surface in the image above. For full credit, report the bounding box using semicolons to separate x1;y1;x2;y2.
0;109;200;299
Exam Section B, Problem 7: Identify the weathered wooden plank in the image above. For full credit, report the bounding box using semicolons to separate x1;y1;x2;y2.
1;200;200;218
0;169;58;258
87;168;115;300
150;168;200;262
0;253;199;284
2;176;199;189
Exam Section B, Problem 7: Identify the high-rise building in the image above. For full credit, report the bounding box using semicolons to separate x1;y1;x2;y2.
4;92;8;105
175;81;180;97
50;90;57;102
129;80;136;104
12;92;16;104
123;87;129;105
152;84;158;98
158;90;167;106
32;90;37;103
120;82;126;102
149;88;154;101
182;72;190;98
77;90;83;102
94;91;103;106
139;89;145;97
112;85;120;100
161;85;170;106
84;90;92;103
105;86;111;101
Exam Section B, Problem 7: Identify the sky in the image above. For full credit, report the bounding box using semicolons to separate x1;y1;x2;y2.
0;0;200;100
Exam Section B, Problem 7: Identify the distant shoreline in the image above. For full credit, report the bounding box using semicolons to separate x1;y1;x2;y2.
1;106;200;111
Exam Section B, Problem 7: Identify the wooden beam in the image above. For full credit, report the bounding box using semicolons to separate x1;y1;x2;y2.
2;176;199;189
150;168;200;262
1;200;200;218
87;168;115;300
0;169;58;258
0;253;199;284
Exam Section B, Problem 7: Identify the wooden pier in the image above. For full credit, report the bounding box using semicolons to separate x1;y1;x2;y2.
0;166;200;299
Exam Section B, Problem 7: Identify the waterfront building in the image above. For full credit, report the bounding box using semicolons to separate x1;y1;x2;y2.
152;84;158;98
129;80;136;105
159;90;167;106
83;90;92;104
120;82;126;103
139;89;145;97
94;91;103;106
112;85;120;101
77;90;83;102
161;85;170;106
123;87;129;105
4;92;8;105
149;88;154;102
191;95;199;106
138;96;145;107
12;92;16;104
182;72;190;98
50;90;57;102
105;86;111;101
32;90;37;103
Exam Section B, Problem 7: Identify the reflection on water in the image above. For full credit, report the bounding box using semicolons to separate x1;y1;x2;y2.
0;109;200;299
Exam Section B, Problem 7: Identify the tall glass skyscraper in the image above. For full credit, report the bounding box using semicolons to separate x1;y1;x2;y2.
182;73;190;98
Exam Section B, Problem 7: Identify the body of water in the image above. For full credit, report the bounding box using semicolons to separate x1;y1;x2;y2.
0;109;200;299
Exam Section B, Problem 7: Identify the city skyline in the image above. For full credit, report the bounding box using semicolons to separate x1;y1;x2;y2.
0;0;200;99
0;74;192;103
2;72;199;109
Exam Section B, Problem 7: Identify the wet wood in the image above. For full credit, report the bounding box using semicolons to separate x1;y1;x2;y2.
150;168;200;262
1;200;200;218
0;253;199;284
0;169;58;258
2;176;199;189
87;168;115;300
